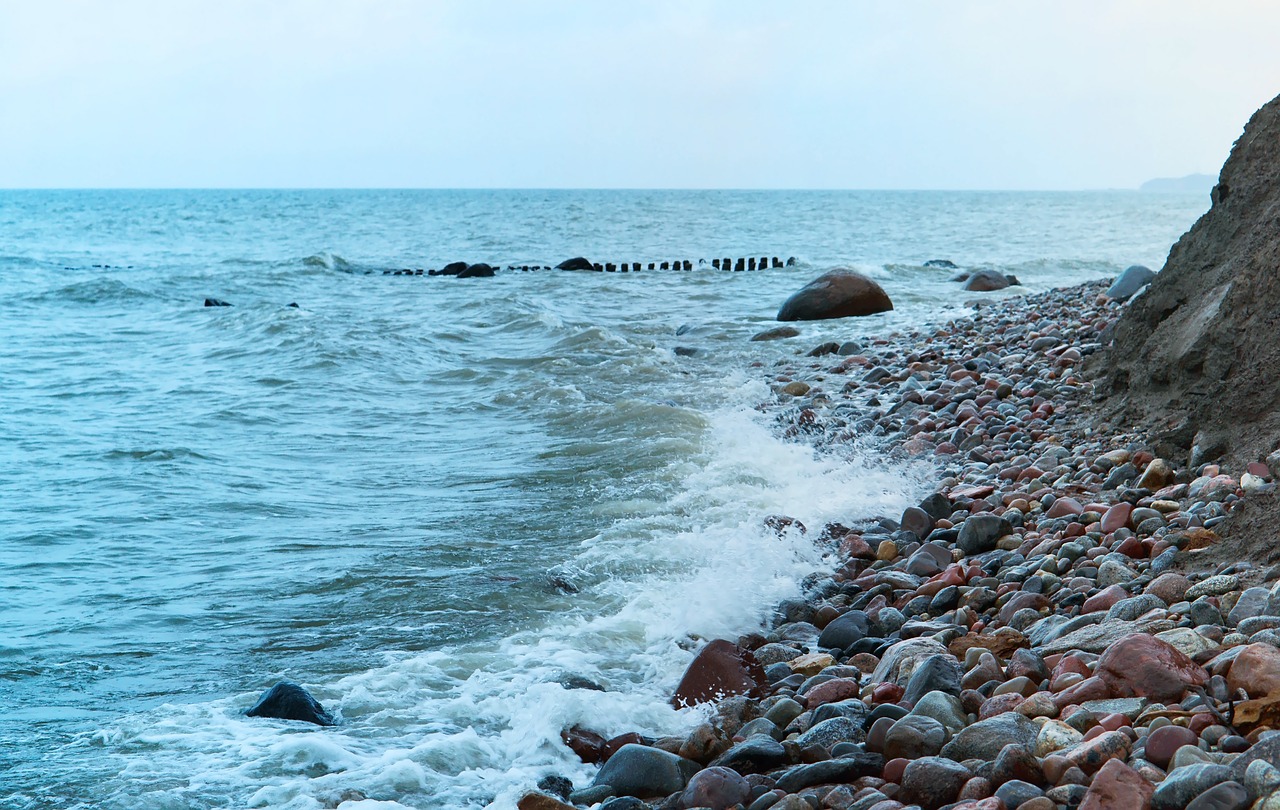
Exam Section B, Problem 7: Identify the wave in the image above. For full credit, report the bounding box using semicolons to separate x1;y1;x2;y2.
65;390;928;810
302;253;355;273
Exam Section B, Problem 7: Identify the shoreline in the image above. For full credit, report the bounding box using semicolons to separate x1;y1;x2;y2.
526;277;1280;810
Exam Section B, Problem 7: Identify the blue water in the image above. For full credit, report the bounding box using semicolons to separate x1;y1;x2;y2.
0;190;1208;808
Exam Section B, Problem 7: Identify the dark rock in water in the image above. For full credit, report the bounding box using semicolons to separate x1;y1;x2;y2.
204;298;232;307
777;269;893;321
590;743;700;798
924;259;958;269
537;775;574;799
516;792;576;810
286;302;299;308
435;261;468;276
558;674;606;692
562;726;607;763
962;269;1012;292
1106;264;1157;300
807;341;840;357
675;323;696;336
547;573;580;593
245;681;334;726
949;272;971;283
457;262;495;278
596;799;644;810
751;326;800;341
673;346;698;357
672;639;768;707
556;257;594;271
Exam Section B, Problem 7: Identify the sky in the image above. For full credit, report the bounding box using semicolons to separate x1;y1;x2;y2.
2;1;1278;189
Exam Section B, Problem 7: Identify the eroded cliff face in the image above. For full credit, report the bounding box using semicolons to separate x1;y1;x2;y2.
1094;91;1280;468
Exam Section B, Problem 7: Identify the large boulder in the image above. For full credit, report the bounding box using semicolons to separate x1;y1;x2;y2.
961;270;1015;292
433;261;468;276
457;262;495;278
776;269;893;321
555;257;594;271
1096;633;1207;703
671;639;767;707
245;681;334;726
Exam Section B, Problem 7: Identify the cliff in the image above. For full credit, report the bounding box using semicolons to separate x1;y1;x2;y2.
1094;92;1280;470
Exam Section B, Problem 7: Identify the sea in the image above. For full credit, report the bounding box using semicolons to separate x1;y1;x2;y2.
0;189;1209;809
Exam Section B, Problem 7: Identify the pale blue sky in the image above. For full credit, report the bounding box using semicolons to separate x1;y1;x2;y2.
2;1;1277;189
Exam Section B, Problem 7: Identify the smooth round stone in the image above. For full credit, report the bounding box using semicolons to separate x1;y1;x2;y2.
1221;735;1250;753
993;676;1037;697
1170;743;1217;770
1145;725;1199;768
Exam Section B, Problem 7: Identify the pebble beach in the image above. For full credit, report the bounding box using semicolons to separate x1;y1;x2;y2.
524;277;1280;810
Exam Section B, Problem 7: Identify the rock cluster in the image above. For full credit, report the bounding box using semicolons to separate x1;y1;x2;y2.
521;276;1280;810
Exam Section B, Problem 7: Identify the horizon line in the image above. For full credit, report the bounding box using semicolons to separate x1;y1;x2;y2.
0;185;1209;193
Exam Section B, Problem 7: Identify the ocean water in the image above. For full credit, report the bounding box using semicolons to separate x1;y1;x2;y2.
0;189;1207;809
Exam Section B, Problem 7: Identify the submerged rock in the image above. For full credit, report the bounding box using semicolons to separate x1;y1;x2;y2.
555;256;594;271
777;269;893;321
245;681;334;726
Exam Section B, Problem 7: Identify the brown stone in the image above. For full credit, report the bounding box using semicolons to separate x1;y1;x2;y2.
1046;497;1084;518
1079;758;1153;810
1227;642;1280;699
1096;633;1207;703
803;677;862;708
978;693;1026;719
672;639;768;707
777;269;894;321
1143;724;1198;769
1099;503;1133;533
948;629;1030;659
1082;584;1127;614
562;725;606;763
1145;573;1191;604
517;793;576;810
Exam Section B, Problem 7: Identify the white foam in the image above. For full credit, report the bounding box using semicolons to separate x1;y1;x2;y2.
82;381;929;810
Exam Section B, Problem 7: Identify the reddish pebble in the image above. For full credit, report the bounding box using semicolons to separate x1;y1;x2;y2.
978;693;1025;719
1114;536;1146;558
1098;713;1127;732
1083;724;1108;741
1047;497;1084;518
1082;584;1127;614
1248;461;1271;479
957;776;994;800
873;682;904;704
1189;712;1216;734
1064;522;1086;538
882;757;909;783
1144;724;1198;768
1099;502;1132;533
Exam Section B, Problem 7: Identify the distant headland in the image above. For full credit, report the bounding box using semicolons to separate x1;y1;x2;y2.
1139;172;1217;193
